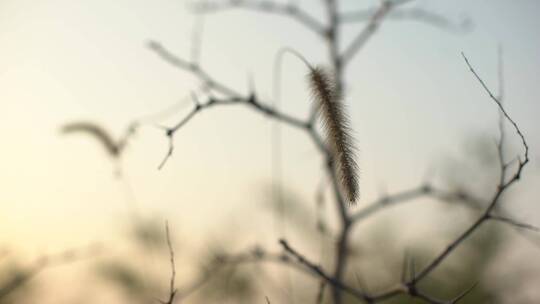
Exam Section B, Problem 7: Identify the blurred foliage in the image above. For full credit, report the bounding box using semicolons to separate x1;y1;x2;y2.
440;136;499;197
93;217;166;303
95;134;533;304
260;183;319;236
2;131;535;304
129;217;169;251
0;257;37;304
96;261;151;301
196;265;259;302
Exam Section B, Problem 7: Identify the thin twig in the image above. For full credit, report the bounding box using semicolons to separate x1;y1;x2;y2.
350;184;484;224
279;239;374;303
407;54;531;286
489;214;539;232
148;82;328;169
158;221;177;304
462;53;529;165
450;282;477;303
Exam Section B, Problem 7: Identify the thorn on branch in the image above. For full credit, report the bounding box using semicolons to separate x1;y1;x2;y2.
450;282;478;303
158;131;174;170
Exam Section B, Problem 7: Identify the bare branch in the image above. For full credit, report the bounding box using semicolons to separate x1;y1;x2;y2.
148;41;241;97
158;221;177;304
190;13;205;65
340;7;471;33
89;2;531;304
350;184;484;224
496;46;508;185
462;53;529;169
145;63;329;168
489;214;539;232
280;239;450;304
0;244;100;300
193;0;326;37
279;239;374;303
316;280;326;304
400;251;409;284
341;2;393;64
450;282;478;303
62;122;122;158
173;245;313;302
407;53;531;286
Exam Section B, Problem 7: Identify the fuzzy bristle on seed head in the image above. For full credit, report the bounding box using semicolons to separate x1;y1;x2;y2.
308;67;359;204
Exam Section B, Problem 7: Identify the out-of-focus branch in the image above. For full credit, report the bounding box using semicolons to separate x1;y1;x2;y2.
350;183;527;226
148;41;241;97
350;184;484;224
173;245;314;302
315;280;326;304
449;282;478;304
341;1;393;64
349;182;540;247
0;244;100;300
61;122;137;159
488;214;539;232
340;7;471;32
192;0;327;37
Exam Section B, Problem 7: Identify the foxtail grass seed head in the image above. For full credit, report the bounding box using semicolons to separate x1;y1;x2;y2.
308;67;359;204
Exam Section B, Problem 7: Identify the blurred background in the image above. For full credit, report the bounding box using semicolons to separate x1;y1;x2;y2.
0;0;539;303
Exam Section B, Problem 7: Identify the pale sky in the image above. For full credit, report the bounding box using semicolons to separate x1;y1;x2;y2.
0;0;539;301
